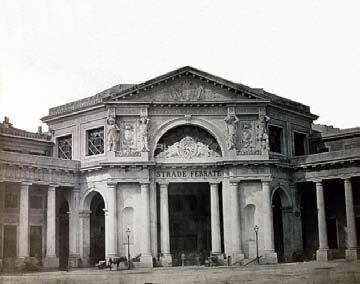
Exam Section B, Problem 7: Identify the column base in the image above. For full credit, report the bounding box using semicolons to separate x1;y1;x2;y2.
261;251;278;264
68;256;81;268
43;257;59;268
80;257;90;267
211;253;225;265
137;254;153;268
316;249;330;261
345;248;358;261
160;254;172;267
231;252;244;265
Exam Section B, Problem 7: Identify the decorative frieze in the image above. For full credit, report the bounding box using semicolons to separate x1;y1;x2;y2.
0;164;79;186
167;79;213;101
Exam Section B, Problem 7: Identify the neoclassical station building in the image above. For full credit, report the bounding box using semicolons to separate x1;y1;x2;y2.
0;67;359;270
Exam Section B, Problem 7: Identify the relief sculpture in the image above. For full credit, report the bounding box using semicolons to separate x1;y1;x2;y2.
256;114;270;154
138;117;150;152
224;113;239;150
156;136;219;159
168;79;212;101
106;116;120;152
117;121;140;157
237;122;259;155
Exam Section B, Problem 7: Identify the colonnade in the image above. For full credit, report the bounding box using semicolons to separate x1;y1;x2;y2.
16;182;65;267
315;178;358;261
157;180;277;265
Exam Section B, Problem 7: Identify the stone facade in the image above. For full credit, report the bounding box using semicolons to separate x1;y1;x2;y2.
0;66;359;270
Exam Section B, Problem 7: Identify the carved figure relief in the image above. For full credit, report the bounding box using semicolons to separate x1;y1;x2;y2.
256;114;270;154
138;117;150;152
106;116;120;152
156;136;219;159
168;79;212;101
224;113;239;150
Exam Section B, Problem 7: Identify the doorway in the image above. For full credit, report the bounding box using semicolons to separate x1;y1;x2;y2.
58;200;69;269
90;193;105;264
166;182;211;266
272;190;284;262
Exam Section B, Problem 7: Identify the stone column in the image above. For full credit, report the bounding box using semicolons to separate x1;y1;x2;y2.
230;182;244;262
315;181;329;261
18;182;31;258
105;183;118;259
139;183;153;267
159;183;172;266
210;183;222;255
262;180;278;263
79;210;91;266
44;184;59;268
344;178;358;260
68;188;81;267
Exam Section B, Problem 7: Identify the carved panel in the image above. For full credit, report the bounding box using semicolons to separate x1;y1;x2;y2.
156;136;220;159
117;121;140;157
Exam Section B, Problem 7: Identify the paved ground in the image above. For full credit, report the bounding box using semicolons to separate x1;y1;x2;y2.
0;260;359;284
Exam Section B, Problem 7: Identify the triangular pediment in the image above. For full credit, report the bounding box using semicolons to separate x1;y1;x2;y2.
104;66;268;103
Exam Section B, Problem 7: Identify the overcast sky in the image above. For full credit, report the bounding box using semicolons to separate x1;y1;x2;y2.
0;0;359;132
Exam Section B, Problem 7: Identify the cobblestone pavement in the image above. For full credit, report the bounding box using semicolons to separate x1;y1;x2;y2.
0;260;359;284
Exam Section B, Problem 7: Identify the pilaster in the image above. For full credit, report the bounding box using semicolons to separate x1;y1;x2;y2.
262;179;278;264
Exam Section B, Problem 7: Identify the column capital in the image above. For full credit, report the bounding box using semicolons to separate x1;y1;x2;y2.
158;182;169;186
20;181;32;186
209;182;220;186
261;177;272;183
107;181;118;188
229;180;238;186
48;184;59;190
343;177;352;183
139;181;150;185
78;210;92;217
73;186;80;192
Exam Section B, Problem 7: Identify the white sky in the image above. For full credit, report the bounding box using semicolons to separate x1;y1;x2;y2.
0;0;359;132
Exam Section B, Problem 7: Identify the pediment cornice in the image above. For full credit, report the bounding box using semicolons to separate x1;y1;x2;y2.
104;66;268;103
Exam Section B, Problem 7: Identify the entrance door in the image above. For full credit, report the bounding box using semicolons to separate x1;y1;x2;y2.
3;225;17;258
58;200;69;269
167;183;211;266
30;226;43;259
272;191;284;262
90;193;105;264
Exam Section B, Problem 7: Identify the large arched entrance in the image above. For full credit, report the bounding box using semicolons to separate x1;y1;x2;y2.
272;188;292;263
155;125;224;266
89;193;105;264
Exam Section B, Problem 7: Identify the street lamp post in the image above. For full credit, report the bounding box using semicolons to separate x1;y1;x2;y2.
126;228;131;270
254;225;259;264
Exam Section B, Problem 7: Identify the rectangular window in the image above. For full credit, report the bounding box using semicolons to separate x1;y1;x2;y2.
87;127;104;156
4;193;17;208
30;195;43;209
294;132;307;156
269;125;283;154
3;225;17;257
57;135;72;159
